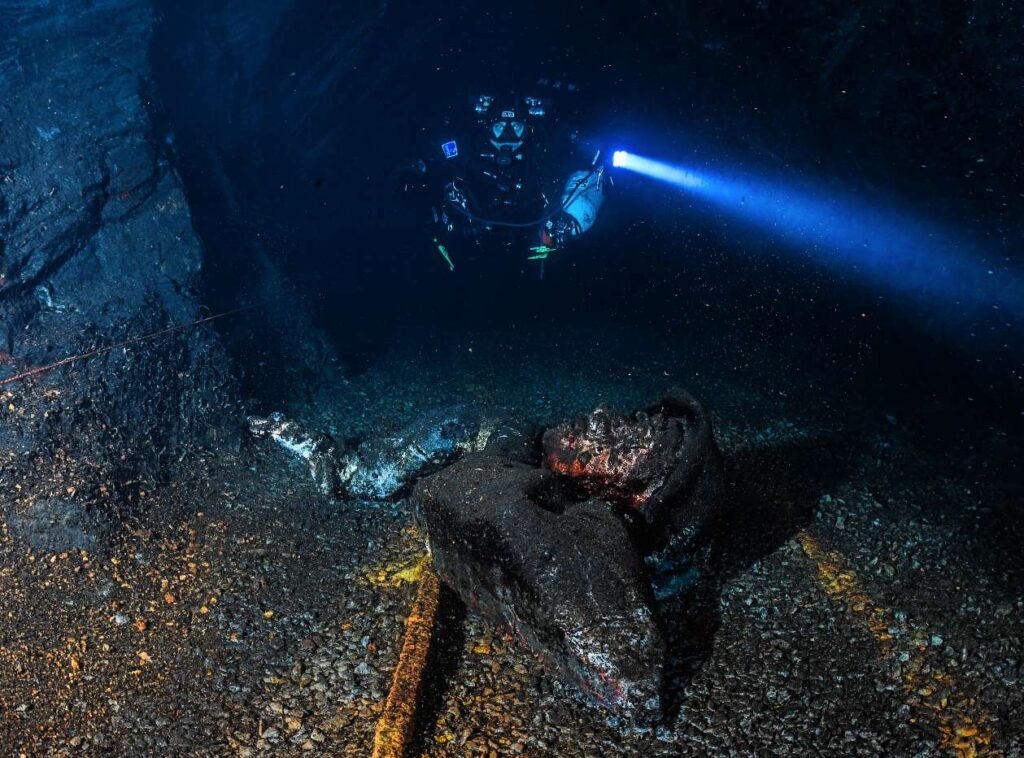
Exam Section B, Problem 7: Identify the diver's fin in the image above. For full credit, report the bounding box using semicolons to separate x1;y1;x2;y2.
433;238;455;271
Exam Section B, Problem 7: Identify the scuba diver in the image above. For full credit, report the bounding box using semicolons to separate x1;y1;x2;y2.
400;84;609;275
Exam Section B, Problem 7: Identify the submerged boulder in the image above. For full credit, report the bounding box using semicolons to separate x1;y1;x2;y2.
413;390;723;722
0;1;238;512
413;455;664;723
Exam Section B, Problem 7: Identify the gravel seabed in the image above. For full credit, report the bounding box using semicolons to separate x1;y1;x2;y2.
1;324;1020;756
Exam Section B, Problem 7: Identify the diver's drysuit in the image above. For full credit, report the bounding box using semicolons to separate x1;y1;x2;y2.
401;89;608;273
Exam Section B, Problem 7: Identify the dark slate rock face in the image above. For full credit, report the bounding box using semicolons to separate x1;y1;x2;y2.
414;454;665;724
0;1;238;510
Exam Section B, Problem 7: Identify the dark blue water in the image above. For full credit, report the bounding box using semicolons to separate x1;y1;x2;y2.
150;0;1023;435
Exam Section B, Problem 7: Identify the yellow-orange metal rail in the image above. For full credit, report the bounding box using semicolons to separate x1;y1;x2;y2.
372;556;441;758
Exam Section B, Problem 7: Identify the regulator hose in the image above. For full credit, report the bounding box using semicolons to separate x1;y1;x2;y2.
445;169;596;229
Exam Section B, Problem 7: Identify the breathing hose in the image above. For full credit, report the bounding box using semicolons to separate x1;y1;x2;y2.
444;169;596;229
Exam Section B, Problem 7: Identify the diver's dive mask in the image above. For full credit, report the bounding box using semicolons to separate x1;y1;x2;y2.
489;116;527;152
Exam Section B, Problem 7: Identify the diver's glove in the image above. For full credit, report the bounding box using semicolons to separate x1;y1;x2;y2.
444;180;469;213
545;211;581;249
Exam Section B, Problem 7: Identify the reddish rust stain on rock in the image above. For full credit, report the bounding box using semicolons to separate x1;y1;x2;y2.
543;407;676;510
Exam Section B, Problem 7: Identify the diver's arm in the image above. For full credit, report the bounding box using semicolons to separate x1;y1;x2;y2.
412;171;464;271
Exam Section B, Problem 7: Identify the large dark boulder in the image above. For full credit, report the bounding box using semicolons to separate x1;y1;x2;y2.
414;454;664;723
413;391;723;722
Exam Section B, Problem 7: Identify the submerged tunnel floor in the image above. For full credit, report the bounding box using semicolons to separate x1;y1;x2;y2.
1;323;1021;756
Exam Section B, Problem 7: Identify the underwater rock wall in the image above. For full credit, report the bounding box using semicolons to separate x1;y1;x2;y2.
147;0;356;413
0;0;238;508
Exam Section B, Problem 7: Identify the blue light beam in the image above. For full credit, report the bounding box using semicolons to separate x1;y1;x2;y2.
611;150;1022;328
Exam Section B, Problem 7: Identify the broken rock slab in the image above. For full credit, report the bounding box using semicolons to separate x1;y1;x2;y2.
413;454;665;724
248;407;531;500
345;407;531;500
248;412;354;495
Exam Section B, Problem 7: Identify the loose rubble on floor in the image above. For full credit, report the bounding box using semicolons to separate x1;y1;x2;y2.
0;344;992;757
2;2;1020;755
